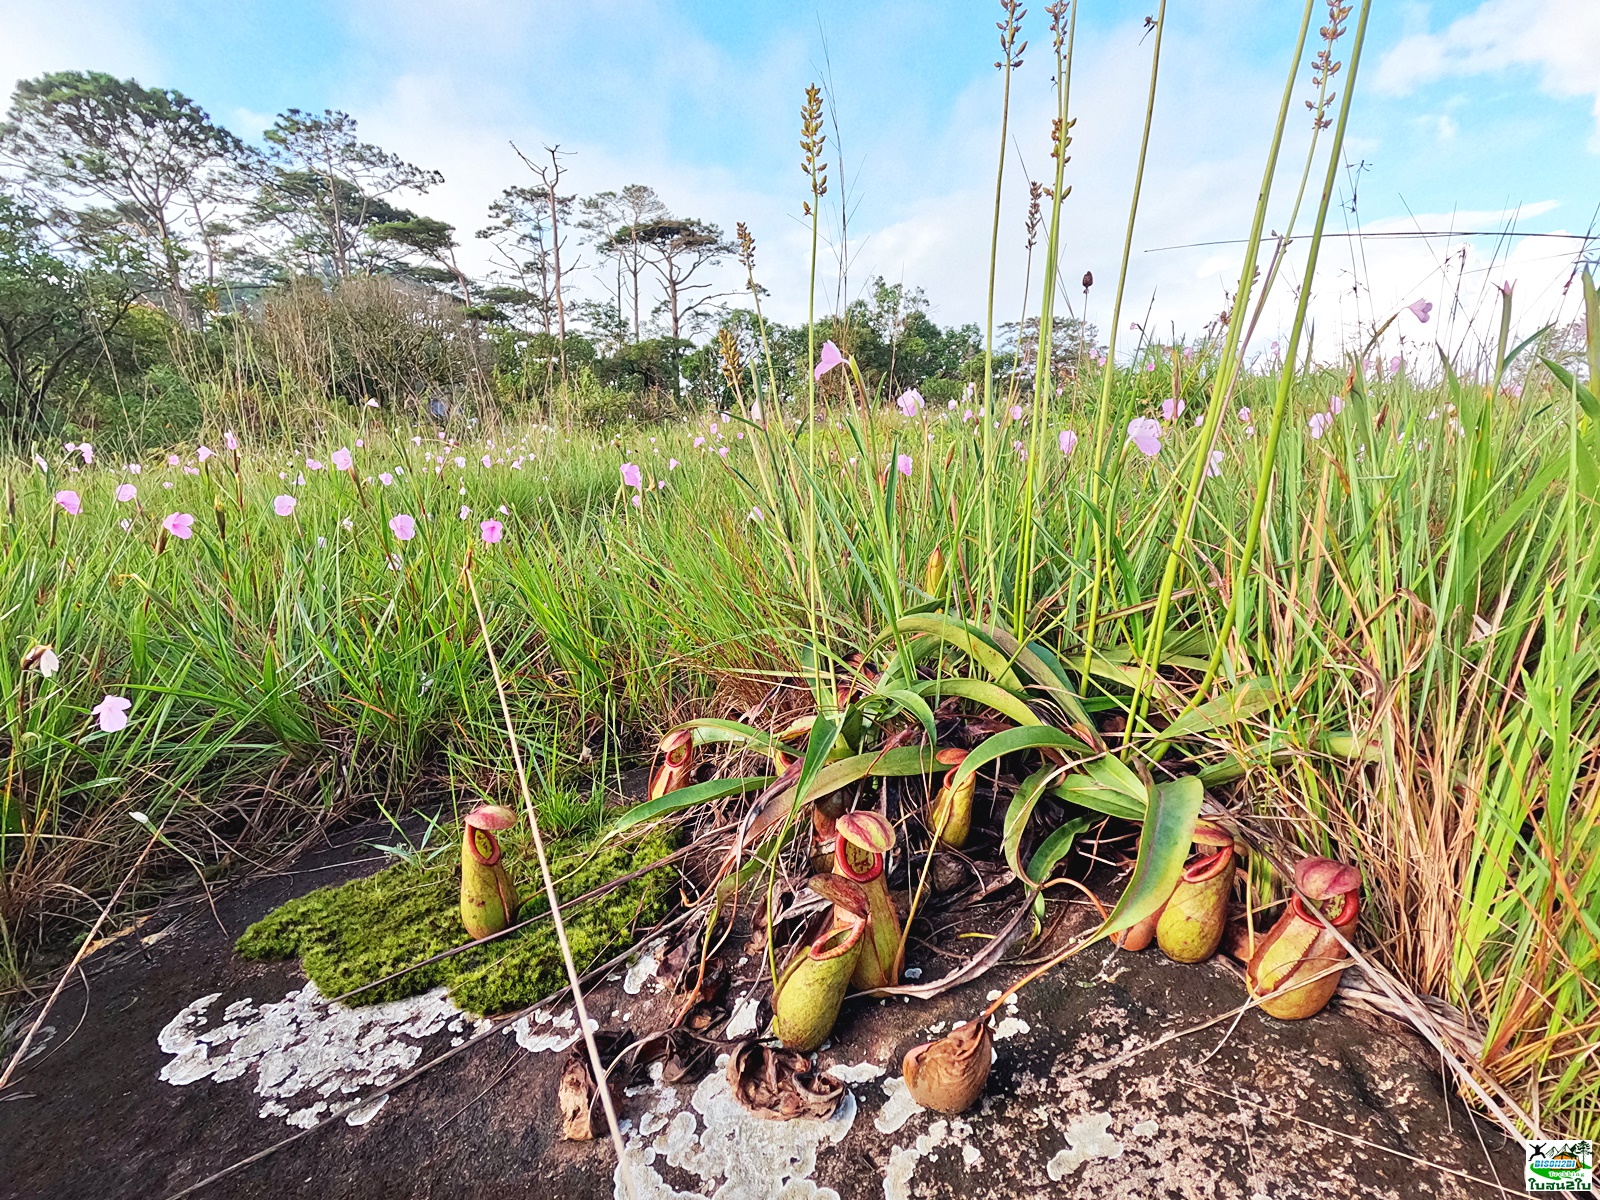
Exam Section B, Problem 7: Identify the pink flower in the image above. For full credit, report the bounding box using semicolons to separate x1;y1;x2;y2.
1327;394;1344;415
365;398;380;408
332;447;353;471
79;443;94;464
459;505;471;519
896;389;924;417
1205;449;1224;478
183;466;199;476
693;437;705;448
1126;418;1162;457
747;506;764;522
306;458;324;471
631;494;642;508
162;512;195;539
1389;355;1403;373
91;694;132;733
224;431;238;451
1008;404;1024;421
1161;397;1186;422
54;489;82;515
480;519;504;543
115;484;137;502
621;462;642;489
197;445;213;463
717;446;729;458
668;458;679;470
1237;407;1251;423
1309;412;1332;439
1144;361;1156;373
1058;429;1078;456
963;409;974;422
896;453;913;477
167;454;181;467
379;472;394;486
1406;298;1433;323
273;494;297;517
813;340;845;380
127;463;142;475
389;513;417;541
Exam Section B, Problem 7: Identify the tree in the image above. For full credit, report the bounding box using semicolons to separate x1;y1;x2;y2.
252;109;443;281
0;189;138;437
580;184;668;342
511;144;577;368
628;218;733;341
477;186;565;337
369;215;471;304
0;71;250;325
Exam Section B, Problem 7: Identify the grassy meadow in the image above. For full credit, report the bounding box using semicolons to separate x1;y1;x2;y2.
2;0;1597;1150
5;334;1599;1136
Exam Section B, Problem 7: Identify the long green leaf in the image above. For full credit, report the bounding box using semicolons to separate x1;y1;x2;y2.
1160;676;1282;740
612;776;773;833
953;724;1089;787
892;614;1025;691
1028;816;1092;886
1099;775;1204;938
913;677;1041;727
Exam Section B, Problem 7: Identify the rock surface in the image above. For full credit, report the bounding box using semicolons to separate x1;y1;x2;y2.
0;819;1522;1199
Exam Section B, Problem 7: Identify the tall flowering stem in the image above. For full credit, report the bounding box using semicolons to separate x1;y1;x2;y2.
980;0;1026;614
1157;0;1371;728
463;554;638;1200
799;83;834;713
1079;0;1166;690
1126;0;1320;739
1014;0;1076;637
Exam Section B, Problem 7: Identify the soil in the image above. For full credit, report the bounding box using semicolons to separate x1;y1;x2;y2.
0;815;1524;1200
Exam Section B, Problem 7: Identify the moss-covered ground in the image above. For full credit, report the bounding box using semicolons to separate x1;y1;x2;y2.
236;825;678;1014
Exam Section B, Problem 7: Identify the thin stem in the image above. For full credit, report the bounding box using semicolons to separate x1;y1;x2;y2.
465;557;637;1200
1177;0;1374;716
1125;0;1318;738
1080;0;1167;689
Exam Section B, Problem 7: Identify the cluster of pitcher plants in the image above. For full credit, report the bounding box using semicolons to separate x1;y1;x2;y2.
456;601;1367;1116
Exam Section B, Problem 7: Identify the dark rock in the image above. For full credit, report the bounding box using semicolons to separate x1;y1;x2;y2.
0;820;1521;1199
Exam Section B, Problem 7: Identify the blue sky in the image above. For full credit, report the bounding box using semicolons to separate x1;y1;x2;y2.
4;0;1597;357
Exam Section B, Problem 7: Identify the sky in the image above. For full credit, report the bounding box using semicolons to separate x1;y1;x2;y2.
2;0;1597;364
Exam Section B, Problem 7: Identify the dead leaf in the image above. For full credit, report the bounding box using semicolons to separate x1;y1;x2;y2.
725;1040;845;1121
557;1032;629;1141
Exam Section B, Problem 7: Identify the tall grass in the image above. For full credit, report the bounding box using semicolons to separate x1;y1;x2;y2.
2;0;1596;1145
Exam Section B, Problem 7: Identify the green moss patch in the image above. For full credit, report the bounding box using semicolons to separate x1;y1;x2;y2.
236;825;678;1015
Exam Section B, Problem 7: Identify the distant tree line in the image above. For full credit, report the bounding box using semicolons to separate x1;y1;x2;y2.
0;69;1093;445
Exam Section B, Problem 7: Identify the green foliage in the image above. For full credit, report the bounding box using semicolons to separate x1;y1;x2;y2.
236;825;678;1013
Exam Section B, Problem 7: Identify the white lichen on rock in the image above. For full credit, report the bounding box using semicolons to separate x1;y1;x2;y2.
156;983;488;1128
873;1074;926;1134
616;1053;857;1200
1044;1112;1123;1180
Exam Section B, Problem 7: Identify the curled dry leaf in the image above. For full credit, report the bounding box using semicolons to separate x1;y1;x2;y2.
557;1031;629;1141
903;1019;992;1114
725;1040;845;1121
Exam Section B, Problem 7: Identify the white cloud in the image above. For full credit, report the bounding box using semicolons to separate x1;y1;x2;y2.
0;1;159;107
0;0;1588;355
1376;0;1600;148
